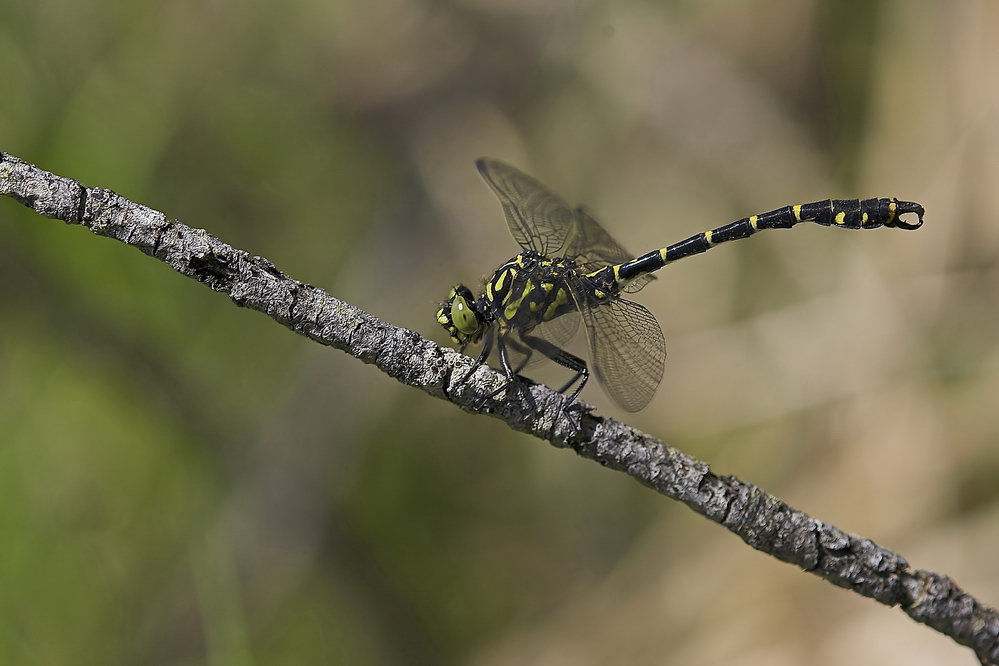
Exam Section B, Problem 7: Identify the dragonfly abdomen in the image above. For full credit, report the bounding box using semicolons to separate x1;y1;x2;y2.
608;197;924;285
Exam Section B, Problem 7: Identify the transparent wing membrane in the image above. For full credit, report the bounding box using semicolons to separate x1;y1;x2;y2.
573;284;666;413
533;308;580;351
476;158;576;256
567;207;655;293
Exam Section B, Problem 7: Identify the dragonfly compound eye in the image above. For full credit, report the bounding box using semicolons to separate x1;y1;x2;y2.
450;292;480;337
438;285;482;343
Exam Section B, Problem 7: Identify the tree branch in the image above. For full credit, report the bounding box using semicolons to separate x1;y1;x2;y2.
2;152;996;664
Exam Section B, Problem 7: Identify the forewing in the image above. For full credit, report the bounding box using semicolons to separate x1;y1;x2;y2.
476;158;576;255
567;207;655;294
573;287;665;412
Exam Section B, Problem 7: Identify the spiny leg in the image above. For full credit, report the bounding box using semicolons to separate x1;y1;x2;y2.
505;335;535;375
473;332;590;411
455;327;494;390
476;332;521;407
519;333;589;408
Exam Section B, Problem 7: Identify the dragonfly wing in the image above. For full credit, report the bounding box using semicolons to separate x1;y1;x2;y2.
476;158;576;256
568;207;655;294
572;283;665;412
534;308;580;350
620;275;655;294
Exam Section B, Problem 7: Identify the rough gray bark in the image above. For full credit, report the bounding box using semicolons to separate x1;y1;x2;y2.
1;151;996;664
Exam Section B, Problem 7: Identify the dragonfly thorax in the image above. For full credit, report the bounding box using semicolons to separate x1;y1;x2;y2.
437;250;590;348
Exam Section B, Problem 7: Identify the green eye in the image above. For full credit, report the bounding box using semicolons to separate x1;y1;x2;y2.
451;295;479;335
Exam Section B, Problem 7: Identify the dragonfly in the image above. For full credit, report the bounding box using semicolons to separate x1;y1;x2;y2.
437;158;924;413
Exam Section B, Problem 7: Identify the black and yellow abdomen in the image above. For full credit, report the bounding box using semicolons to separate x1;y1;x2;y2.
592;197;924;289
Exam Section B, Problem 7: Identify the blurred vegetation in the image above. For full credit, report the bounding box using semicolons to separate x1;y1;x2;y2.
1;0;997;664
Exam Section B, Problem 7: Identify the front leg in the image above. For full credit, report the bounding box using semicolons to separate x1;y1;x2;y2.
454;328;494;391
476;332;521;407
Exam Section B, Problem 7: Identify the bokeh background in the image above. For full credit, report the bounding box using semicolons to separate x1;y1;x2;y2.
1;0;997;663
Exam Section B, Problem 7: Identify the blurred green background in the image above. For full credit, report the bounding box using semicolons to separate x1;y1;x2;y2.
1;0;997;663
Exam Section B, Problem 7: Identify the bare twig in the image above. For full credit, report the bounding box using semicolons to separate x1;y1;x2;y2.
1;152;996;664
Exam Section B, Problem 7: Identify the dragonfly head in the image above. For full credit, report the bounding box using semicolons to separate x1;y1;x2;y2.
437;284;486;346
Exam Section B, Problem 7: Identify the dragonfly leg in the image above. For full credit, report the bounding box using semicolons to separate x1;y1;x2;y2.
520;334;589;407
505;336;535;375
475;333;519;408
455;328;494;390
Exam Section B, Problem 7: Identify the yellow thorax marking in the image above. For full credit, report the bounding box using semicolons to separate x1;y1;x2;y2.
503;285;530;320
504;300;521;321
495;268;510;291
543;288;569;319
